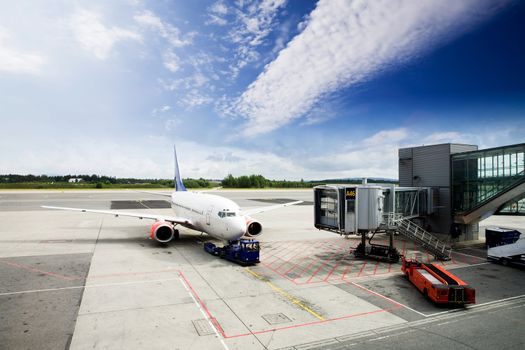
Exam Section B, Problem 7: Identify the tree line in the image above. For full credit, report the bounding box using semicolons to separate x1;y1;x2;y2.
0;174;213;189
1;173;397;189
221;174;320;188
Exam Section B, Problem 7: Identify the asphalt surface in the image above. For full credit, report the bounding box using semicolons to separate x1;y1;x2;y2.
0;253;91;350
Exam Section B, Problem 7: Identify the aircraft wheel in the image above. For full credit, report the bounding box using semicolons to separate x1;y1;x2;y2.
173;229;180;240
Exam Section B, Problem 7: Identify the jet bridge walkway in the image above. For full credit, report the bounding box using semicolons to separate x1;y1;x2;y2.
452;144;525;225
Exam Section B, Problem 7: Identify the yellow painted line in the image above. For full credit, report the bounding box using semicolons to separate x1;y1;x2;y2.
245;268;325;321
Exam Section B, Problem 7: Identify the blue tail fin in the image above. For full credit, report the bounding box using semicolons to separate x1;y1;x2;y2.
174;145;187;192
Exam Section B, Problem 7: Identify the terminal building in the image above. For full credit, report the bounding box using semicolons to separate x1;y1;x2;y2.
399;143;525;240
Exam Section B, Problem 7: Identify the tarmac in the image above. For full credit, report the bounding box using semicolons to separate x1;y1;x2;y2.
0;190;524;350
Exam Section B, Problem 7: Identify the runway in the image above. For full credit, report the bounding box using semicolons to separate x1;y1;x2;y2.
1;190;524;349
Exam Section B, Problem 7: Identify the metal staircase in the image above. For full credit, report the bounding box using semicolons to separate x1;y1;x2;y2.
387;214;452;261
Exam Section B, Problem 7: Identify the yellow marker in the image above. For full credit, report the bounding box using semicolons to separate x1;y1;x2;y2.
245;268;325;321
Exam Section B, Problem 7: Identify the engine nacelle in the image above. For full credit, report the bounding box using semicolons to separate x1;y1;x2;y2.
244;216;263;237
150;221;176;243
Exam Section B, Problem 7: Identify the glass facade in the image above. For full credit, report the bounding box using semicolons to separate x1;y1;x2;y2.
452;143;525;213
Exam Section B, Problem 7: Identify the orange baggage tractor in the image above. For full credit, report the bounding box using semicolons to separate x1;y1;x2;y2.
402;257;475;305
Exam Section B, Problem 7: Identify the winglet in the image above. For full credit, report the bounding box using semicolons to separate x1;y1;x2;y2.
174;145;187;192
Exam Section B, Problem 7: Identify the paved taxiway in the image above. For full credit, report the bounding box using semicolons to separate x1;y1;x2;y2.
1;190;524;350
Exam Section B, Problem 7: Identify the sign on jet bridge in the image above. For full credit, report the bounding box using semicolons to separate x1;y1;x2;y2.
345;189;356;199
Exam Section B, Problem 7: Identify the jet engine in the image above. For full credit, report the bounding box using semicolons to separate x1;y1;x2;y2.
149;221;178;243
245;216;263;237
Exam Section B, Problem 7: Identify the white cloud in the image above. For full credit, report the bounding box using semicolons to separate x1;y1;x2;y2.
232;0;510;136
1;123;523;180
423;131;466;145
178;90;213;109
211;1;228;16
212;0;287;76
162;49;180;72
364;128;409;146
70;9;141;60
152;105;171;116
0;27;45;74
134;10;193;48
206;1;229;26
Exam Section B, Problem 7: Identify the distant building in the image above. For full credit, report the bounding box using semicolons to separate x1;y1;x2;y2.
68;178;83;183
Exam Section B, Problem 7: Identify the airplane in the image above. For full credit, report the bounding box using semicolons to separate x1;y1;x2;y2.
42;146;302;244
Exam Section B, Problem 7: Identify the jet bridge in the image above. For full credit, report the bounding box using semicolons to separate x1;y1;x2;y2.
314;184;434;234
314;185;452;260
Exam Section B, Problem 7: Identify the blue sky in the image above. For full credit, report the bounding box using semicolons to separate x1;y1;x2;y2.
1;0;523;180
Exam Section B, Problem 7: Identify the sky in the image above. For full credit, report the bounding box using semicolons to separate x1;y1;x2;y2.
1;0;524;180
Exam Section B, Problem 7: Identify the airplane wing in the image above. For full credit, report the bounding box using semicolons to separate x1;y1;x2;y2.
242;200;303;216
132;190;172;197
41;206;192;225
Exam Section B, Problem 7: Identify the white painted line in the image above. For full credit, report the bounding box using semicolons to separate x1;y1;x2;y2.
469;294;525;309
178;277;230;350
447;262;490;270
351;282;428;317
508;304;525;310
421;294;525;318
369;335;389;342
0;278;181;296
452;250;485;260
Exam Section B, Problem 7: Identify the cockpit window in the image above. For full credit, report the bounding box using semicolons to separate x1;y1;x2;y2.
218;211;236;218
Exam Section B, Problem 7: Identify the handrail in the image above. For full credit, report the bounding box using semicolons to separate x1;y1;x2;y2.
386;213;451;260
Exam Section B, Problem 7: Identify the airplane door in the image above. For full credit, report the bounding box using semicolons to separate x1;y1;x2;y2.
206;206;213;225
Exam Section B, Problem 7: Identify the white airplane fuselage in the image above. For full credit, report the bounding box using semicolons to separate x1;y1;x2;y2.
171;192;246;241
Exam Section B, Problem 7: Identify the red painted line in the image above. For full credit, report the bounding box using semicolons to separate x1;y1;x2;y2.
282;256;314;276
261;261;300;285
272;249;303;271
223;307;399;339
264;255;289;267
351;282;403;307
372;261;380;275
178;270;228;338
293;240;337;280
341;260;354;281
323;260;342;282
272;240;312;269
0;261;81;281
265;241;299;264
307;242;349;283
180;268;403;339
293;256;322;281
284;239;333;277
357;261;367;277
260;241;289;264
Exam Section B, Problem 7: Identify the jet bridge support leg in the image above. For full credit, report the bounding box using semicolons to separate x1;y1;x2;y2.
353;228;400;263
